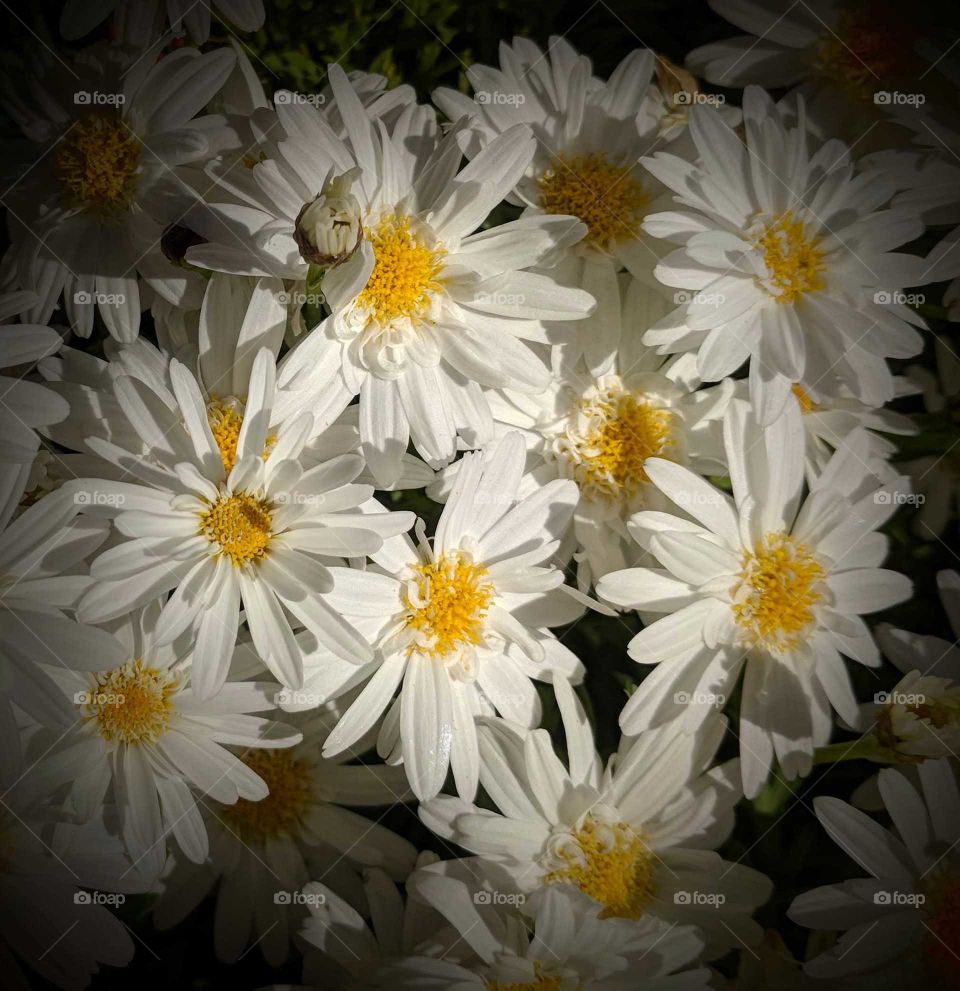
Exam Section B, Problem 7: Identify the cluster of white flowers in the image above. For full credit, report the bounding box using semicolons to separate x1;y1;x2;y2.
2;3;960;988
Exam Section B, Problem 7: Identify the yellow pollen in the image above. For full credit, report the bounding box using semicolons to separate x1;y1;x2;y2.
205;398;276;474
756;212;825;304
732;533;824;653
207;399;244;473
569;389;675;501
487;965;563;991
55;115;140;213
356;215;445;324
404;553;494;659
83;659;177;745
222;749;312;841
537;153;649;250
199;493;273;566
791;383;818;414
543;818;657;920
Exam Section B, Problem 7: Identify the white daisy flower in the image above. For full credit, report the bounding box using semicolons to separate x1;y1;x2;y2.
436;274;733;588
789;759;960;985
71;345;414;698
432;38;679;279
188;64;593;484
421;678;771;958
309;432;594;801
154;706;416;965
0;733;150;991
864;570;960;763
60;0;265;45
290;853;447;988
0;291;68;473
0;487;126;735
383;873;712;990
686;1;927;109
36;599;301;880
597;400;913;797
752;377;917;484
640;86;927;423
4;42;236;342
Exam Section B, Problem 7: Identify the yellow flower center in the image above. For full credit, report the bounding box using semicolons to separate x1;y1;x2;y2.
404;553;494;659
487;966;564;991
537;153;649;250
815;8;913;97
55;114;140;213
756;212;825;304
207;399;244;474
565;387;675;501
199;493;273;566
84;659;178;745
732;533;825;653
543;818;657;920
791;383;818;414
355;214;445;324
222;749;312;842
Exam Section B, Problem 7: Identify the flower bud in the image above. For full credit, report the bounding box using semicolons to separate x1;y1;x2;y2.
294;171;363;267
